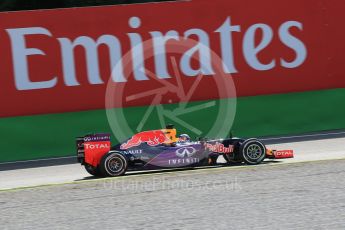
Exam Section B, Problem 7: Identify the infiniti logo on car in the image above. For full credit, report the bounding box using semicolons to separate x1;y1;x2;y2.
176;147;197;158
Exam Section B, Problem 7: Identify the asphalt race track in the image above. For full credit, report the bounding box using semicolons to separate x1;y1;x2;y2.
1;137;345;229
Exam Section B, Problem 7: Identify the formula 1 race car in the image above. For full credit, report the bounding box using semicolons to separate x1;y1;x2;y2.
76;125;294;177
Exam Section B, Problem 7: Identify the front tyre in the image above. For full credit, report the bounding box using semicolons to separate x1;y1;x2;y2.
100;152;128;177
240;139;266;165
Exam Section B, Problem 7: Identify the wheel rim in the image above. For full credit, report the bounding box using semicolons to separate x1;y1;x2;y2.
246;144;263;160
107;157;123;173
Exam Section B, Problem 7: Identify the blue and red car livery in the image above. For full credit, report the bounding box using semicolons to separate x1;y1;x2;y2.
76;125;293;177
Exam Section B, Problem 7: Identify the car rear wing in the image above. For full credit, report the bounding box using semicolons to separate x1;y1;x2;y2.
76;133;111;166
76;136;85;163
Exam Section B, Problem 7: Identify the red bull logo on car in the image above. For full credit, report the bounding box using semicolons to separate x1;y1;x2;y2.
204;142;234;153
120;130;169;149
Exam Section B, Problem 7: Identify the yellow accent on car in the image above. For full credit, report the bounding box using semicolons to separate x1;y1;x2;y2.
161;128;178;143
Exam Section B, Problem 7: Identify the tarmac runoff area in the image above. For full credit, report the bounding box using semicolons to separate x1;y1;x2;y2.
0;137;344;229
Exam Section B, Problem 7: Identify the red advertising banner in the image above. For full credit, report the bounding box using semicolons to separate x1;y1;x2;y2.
0;0;344;117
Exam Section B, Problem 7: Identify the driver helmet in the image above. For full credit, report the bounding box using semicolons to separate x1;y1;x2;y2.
178;134;190;143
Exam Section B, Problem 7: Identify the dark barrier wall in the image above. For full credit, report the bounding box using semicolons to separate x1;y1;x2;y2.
0;0;172;12
0;0;344;162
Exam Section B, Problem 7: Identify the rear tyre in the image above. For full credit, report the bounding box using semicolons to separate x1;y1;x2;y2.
84;164;103;177
240;139;266;165
100;152;128;177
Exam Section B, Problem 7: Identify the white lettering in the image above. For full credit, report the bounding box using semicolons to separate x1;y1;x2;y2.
243;24;275;71
150;30;180;79
127;16;149;81
5;17;307;91
215;17;241;73
180;28;215;76
6;27;57;90
279;21;307;68
58;35;124;85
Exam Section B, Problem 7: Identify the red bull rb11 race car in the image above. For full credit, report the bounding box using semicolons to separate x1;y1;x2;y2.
76;125;294;177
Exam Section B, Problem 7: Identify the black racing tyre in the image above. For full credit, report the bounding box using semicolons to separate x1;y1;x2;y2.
239;139;266;165
99;152;128;177
84;164;104;177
